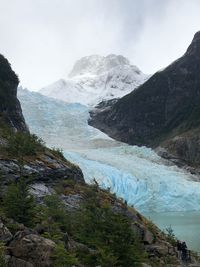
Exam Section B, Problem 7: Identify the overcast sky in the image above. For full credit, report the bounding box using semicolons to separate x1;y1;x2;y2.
0;0;200;90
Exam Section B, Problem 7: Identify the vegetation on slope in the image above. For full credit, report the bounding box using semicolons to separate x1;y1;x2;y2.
0;177;148;267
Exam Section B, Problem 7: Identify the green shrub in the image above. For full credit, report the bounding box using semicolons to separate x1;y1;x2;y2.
52;243;78;267
1;182;149;267
74;188;145;267
0;242;7;267
36;194;70;240
7;132;45;158
98;248;119;267
3;177;36;227
51;147;65;161
165;225;177;245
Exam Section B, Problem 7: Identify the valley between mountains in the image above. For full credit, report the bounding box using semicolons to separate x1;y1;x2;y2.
0;32;200;267
18;33;200;253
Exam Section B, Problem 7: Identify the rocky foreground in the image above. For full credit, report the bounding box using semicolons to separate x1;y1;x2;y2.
0;180;198;267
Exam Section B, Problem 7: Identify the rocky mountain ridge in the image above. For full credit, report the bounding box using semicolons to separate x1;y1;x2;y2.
89;32;200;172
0;55;27;132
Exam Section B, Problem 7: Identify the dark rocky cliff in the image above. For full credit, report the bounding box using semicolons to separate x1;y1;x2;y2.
89;32;200;169
0;54;84;185
0;54;27;132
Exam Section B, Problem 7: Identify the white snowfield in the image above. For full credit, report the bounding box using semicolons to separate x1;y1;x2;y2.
40;54;149;106
18;88;200;213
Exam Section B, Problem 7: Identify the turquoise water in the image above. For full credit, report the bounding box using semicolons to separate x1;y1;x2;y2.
144;211;200;252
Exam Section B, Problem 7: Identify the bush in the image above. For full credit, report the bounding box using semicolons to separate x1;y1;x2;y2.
7;132;45;158
165;225;177;245
51;147;65;161
52;243;78;267
74;188;145;267
0;242;7;267
36;194;70;240
3;177;36;227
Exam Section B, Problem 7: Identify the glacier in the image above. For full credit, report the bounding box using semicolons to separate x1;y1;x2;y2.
18;88;200;213
40;54;149;106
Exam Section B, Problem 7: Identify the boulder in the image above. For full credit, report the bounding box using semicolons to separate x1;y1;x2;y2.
145;244;169;257
8;256;34;267
0;220;13;243
143;228;154;244
8;230;55;267
131;223;154;244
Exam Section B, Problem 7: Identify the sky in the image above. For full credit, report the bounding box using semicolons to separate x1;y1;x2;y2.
0;0;200;90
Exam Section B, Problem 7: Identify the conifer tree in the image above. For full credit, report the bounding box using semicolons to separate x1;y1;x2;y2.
3;177;36;227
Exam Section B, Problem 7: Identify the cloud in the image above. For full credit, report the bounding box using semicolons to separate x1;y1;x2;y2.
0;0;199;90
130;0;200;72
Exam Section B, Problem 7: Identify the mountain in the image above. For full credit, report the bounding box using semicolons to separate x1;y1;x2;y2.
0;54;27;132
40;54;149;106
89;32;200;170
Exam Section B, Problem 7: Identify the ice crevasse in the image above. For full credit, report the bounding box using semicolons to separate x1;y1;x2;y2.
64;146;200;213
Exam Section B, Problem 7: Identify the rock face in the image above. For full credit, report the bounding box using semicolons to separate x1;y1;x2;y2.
157;131;200;172
0;55;27;132
8;257;34;267
89;32;200;168
0;220;13;243
0;151;84;187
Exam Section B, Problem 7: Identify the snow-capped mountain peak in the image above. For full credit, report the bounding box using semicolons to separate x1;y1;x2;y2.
40;54;149;106
68;54;131;78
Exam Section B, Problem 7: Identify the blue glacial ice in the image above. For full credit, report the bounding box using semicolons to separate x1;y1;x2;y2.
18;88;200;212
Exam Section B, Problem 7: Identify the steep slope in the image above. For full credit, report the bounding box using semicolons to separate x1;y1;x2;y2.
0;54;27;132
89;32;200;169
40;54;149;106
1;180;188;267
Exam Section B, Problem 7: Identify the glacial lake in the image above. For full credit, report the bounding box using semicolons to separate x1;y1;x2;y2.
144;211;200;252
